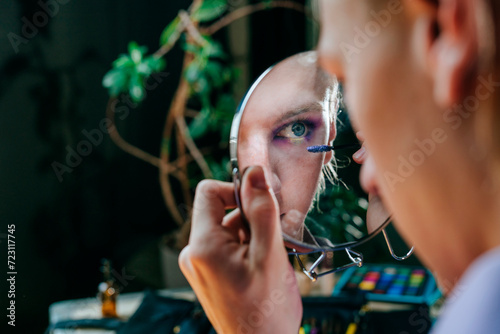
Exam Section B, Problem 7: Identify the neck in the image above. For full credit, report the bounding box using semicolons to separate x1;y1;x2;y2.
437;173;500;294
425;129;500;293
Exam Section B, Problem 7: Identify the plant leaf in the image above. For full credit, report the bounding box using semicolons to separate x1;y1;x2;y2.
148;56;166;72
128;41;147;64
215;94;235;118
188;108;210;139
192;0;228;22
263;0;273;9
112;54;133;69
195;76;210;95
203;39;226;58
205;61;223;87
102;68;129;96
136;61;152;76
219;121;231;145
184;61;202;84
128;73;145;103
183;42;199;54
160;16;182;46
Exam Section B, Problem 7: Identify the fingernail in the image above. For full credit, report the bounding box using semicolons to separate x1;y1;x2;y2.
248;166;268;190
353;146;366;161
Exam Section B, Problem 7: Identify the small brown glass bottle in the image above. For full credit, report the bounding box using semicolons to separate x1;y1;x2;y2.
98;259;118;318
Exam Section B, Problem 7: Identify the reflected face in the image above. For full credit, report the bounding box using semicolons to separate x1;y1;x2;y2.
238;53;335;239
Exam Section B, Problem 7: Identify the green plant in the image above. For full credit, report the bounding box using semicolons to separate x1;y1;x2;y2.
306;183;369;244
102;0;308;248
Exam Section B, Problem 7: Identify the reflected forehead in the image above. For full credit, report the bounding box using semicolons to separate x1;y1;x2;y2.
273;102;324;125
246;80;325;127
251;63;324;108
241;53;331;129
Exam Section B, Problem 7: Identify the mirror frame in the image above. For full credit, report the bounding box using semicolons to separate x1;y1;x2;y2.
229;61;391;254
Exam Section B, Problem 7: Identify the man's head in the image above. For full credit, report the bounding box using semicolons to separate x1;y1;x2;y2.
317;0;500;291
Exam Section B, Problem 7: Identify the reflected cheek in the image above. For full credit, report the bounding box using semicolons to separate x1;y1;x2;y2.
282;209;306;238
238;140;269;170
273;138;308;148
272;146;323;177
278;154;324;209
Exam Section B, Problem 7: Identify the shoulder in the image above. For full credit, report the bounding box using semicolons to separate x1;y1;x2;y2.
432;247;500;334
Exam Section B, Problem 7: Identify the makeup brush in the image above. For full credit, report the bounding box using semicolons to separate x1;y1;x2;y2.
307;144;360;153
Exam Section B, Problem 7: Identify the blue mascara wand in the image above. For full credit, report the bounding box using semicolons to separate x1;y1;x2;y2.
307;144;361;153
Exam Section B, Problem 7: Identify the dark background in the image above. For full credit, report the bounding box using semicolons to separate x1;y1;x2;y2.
0;1;415;332
0;0;310;332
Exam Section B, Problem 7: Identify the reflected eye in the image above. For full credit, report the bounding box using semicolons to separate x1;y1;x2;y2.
276;121;310;139
291;122;306;137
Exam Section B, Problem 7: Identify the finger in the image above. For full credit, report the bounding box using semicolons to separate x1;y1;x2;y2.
352;131;366;163
222;209;250;243
221;208;241;228
240;166;282;260
352;145;366;164
190;180;237;239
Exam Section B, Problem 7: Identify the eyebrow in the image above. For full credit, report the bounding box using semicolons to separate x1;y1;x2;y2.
273;102;323;126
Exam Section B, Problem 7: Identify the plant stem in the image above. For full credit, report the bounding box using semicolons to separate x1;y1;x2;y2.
107;0;312;230
106;98;161;168
159;54;194;227
179;10;208;46
175;122;193;207
201;1;309;35
176;116;213;178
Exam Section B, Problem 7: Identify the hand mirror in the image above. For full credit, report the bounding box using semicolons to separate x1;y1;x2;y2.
230;52;404;275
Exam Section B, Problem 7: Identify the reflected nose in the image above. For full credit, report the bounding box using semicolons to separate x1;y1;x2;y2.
241;138;283;204
265;169;282;196
260;164;283;211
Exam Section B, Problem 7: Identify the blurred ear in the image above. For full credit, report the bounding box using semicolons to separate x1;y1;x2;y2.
423;0;479;107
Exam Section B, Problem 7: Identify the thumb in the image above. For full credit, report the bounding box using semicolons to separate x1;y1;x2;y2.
240;166;282;260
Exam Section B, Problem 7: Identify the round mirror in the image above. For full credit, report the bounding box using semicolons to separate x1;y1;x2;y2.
230;52;391;253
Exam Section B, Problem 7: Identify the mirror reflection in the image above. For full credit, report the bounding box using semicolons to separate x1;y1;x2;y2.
232;52;391;251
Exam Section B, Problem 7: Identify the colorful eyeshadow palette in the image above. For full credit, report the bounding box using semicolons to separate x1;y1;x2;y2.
332;264;440;304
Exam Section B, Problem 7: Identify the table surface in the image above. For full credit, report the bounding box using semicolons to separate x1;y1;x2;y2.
48;288;196;334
